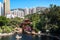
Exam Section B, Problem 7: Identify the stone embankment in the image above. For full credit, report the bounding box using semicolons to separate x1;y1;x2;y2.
0;32;14;37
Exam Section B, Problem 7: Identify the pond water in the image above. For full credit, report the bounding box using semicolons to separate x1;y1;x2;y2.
0;33;59;40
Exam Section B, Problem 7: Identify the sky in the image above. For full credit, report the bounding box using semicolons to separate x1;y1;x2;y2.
0;0;60;9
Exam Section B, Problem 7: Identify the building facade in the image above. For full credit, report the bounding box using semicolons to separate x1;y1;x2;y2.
10;7;46;18
24;8;29;15
10;9;24;18
32;8;36;13
4;0;10;16
0;2;3;16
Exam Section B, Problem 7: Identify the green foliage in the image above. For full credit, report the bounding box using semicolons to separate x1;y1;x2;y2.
0;16;9;26
0;16;23;33
36;14;46;30
2;26;14;33
25;4;60;32
0;27;2;33
25;13;40;31
7;17;23;27
40;4;60;32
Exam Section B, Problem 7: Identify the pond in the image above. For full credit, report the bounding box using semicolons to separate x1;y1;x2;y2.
0;33;59;40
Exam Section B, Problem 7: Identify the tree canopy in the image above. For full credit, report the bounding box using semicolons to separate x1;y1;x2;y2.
25;4;60;33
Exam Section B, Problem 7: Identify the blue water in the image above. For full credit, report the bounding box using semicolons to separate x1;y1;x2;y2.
0;33;59;40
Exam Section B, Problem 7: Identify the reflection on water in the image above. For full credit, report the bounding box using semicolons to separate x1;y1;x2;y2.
0;36;12;40
0;33;59;40
41;35;59;40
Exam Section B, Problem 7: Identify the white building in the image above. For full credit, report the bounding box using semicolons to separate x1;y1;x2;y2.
0;2;3;16
6;14;15;18
29;8;33;14
32;8;36;13
24;8;29;15
10;9;25;18
9;7;46;18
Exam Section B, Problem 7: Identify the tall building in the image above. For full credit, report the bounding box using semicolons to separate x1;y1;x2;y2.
24;8;29;15
0;2;3;16
32;8;36;13
29;8;32;14
9;7;46;18
4;0;10;16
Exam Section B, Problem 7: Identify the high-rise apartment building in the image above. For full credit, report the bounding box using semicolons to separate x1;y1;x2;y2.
4;0;10;16
10;8;25;18
29;8;32;14
24;8;29;15
32;8;36;13
0;2;3;16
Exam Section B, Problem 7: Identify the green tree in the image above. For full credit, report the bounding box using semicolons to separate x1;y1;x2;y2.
47;4;60;33
25;13;40;31
36;4;60;32
40;4;60;33
0;16;9;26
7;17;23;27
